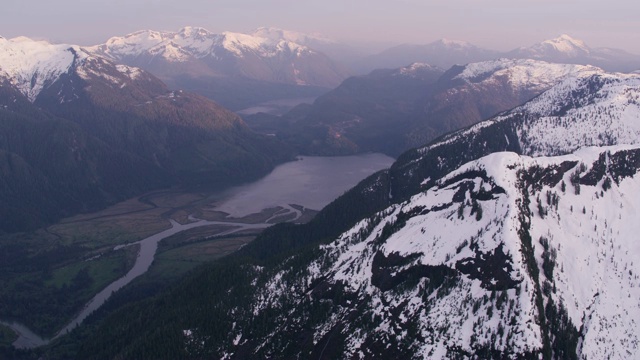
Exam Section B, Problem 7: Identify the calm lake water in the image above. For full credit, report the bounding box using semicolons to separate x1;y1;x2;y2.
236;97;317;116
2;153;394;348
214;153;395;217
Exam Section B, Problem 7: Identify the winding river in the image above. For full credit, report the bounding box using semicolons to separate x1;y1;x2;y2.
1;153;394;348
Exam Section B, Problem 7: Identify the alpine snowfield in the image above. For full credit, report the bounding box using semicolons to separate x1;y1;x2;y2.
236;145;640;359
0;36;88;101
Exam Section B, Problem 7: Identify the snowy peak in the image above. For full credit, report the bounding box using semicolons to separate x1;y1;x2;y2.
92;27;315;63
95;30;174;60
434;69;640;146
218;30;310;58
0;36;90;101
512;34;591;59
505;34;619;68
540;34;591;55
513;71;640;155
453;58;598;90
0;35;166;105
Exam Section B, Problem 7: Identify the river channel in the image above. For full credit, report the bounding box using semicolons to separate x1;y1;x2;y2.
2;153;394;348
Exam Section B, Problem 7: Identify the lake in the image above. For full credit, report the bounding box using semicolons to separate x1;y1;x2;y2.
214;153;395;217
236;97;317;116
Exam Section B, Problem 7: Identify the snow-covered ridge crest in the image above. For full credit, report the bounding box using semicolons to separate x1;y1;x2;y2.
518;72;640;156
427;66;640;156
0;36;90;101
454;58;599;90
90;26;315;62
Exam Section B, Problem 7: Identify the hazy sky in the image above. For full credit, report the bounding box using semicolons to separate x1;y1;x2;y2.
2;0;639;54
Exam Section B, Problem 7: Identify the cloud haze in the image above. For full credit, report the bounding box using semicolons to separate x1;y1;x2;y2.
2;0;639;53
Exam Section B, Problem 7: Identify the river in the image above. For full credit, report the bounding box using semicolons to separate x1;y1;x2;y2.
2;153;394;348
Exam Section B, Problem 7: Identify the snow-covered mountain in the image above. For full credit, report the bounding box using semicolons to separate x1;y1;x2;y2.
228;145;640;359
89;26;349;88
508;34;640;73
179;66;640;359
513;34;591;59
85;26;349;110
0;35;165;106
448;58;594;93
422;59;598;134
0;36;90;102
260;59;599;157
429;66;640;158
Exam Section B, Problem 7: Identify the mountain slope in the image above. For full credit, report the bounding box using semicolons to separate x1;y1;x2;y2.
245;62;444;156
203;145;640;359
253;59;598;156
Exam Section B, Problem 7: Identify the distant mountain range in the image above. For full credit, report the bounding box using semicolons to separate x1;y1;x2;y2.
0;36;292;232
11;29;633;114
89;27;350;110
87;29;640;112
355;34;640;74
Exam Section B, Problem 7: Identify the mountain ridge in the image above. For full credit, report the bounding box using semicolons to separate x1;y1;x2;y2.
89;26;349;88
254;59;602;157
357;34;640;74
